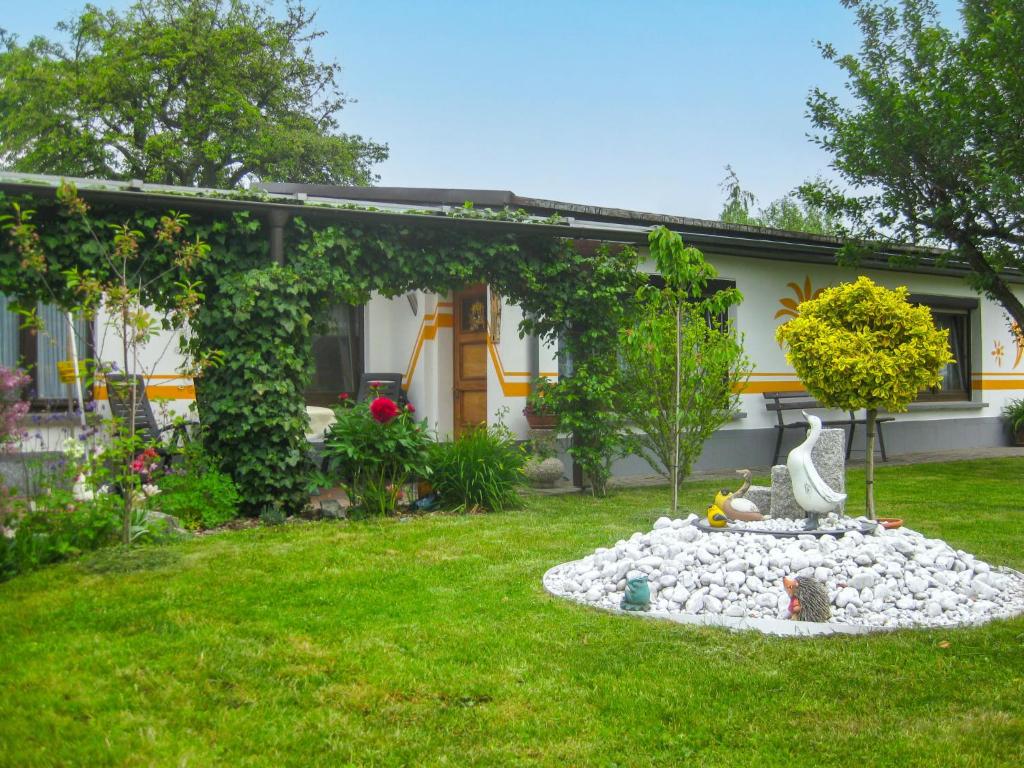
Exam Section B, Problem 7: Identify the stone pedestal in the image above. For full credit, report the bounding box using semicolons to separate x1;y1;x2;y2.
769;428;846;519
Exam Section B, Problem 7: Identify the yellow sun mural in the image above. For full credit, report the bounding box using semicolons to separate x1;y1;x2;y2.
992;339;1005;367
775;276;825;320
1012;321;1023;369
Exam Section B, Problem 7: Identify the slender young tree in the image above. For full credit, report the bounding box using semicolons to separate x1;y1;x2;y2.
618;227;747;514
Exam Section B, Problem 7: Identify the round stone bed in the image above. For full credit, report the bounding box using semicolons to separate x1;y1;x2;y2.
543;514;1024;636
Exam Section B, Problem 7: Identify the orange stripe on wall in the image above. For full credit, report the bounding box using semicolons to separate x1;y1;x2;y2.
403;311;453;389
95;384;196;400
974;378;1024;390
736;380;807;394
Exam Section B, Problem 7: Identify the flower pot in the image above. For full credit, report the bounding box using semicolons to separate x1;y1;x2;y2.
524;411;558;429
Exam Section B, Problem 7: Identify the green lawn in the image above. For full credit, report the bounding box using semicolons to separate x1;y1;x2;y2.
1;458;1022;767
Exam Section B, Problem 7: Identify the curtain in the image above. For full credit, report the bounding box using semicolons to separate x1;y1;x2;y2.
0;295;18;369
36;304;88;399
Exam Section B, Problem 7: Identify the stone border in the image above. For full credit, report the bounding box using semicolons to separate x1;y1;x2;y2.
542;562;1024;638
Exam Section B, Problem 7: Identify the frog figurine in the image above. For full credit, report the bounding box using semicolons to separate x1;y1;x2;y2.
621;574;651;611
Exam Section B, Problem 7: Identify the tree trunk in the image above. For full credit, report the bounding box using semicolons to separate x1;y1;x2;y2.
671;300;681;516
865;408;877;520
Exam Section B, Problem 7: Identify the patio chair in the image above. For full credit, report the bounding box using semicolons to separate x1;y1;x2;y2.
356;373;409;406
105;374;196;465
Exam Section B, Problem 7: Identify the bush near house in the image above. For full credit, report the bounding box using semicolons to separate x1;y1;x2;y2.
429;422;526;513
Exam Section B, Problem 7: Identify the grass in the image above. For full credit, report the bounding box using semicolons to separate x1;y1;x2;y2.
1;458;1022;767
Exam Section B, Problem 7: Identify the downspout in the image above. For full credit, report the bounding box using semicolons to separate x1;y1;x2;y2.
267;208;290;265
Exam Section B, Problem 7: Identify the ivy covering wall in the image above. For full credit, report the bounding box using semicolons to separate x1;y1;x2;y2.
0;191;642;512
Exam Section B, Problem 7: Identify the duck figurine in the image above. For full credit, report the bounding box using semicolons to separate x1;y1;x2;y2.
713;469;764;521
787;412;847;529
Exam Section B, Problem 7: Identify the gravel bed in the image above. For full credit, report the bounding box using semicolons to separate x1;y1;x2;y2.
543;513;1024;636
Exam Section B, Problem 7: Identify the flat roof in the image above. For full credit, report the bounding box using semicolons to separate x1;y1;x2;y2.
1;172;1018;282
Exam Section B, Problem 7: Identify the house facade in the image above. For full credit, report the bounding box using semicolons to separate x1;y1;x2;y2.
2;174;1021;476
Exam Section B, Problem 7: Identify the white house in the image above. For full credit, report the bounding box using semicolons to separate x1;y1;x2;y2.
2;174;1021;480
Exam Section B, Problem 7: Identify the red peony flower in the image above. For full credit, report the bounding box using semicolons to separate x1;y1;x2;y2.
406;403;415;414
370;396;401;424
338;392;349;401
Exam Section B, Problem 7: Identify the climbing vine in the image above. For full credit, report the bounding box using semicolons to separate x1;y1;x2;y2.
0;187;641;512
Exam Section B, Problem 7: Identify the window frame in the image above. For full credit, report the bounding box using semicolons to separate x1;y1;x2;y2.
0;297;95;412
909;293;976;403
304;303;365;407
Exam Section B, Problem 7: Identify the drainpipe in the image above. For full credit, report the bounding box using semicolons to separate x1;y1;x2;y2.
267;208;290;265
525;312;540;384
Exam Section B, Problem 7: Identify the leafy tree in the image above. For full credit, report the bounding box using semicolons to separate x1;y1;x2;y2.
618;227;747;515
719;166;840;235
804;0;1024;332
775;276;952;519
0;0;387;187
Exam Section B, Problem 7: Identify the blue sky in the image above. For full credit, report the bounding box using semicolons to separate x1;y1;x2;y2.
1;0;963;219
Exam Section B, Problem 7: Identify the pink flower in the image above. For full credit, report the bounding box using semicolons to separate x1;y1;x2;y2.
338;392;349;401
406;403;415;414
370;396;401;424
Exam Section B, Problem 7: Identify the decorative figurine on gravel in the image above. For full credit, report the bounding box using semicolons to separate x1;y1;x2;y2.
709;469;764;522
620;574;651;611
783;575;831;622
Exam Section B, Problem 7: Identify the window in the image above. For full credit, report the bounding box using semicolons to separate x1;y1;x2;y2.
647;274;737;328
910;294;975;402
0;295;90;407
305;303;364;407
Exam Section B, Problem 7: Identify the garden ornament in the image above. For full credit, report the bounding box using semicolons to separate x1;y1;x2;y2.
621;574;651;611
706;505;729;528
711;469;764;521
783;575;831;622
787;412;847;529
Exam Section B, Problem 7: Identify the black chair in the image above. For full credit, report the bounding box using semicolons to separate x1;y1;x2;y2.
105;374;195;464
356;373;409;406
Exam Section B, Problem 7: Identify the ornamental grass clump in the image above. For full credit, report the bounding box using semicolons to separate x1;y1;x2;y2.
429;422;526;513
323;394;432;517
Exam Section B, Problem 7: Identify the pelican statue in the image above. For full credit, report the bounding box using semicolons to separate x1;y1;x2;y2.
787;412;846;529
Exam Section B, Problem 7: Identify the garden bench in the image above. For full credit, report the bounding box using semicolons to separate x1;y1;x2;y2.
763;390;893;466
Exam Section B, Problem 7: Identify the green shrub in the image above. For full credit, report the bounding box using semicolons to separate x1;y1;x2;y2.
429;424;526;513
153;442;241;530
323;395;432;516
156;470;240;530
0;491;121;581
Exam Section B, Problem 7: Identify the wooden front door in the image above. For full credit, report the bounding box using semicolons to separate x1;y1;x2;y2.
453;286;488;436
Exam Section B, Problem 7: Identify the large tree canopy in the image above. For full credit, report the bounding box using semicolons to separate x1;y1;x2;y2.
0;0;387;187
803;0;1024;330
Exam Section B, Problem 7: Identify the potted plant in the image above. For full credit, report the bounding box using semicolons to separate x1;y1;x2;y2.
523;376;558;429
1003;397;1024;446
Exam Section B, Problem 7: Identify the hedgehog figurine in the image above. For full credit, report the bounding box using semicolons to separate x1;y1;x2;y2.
783;575;831;623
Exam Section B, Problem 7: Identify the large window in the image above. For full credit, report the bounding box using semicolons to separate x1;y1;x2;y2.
911;294;975;402
0;295;90;406
305;303;363;407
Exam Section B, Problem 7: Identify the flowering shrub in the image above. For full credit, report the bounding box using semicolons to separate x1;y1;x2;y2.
0;491;121;581
0;366;31;451
370;396;401;424
324;395;431;516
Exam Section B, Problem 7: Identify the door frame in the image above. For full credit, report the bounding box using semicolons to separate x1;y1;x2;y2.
452;285;489;437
